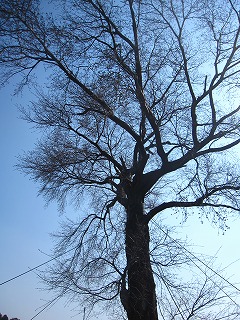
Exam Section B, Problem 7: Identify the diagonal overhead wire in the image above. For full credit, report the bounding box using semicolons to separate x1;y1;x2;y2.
30;295;62;320
152;219;240;309
0;247;75;286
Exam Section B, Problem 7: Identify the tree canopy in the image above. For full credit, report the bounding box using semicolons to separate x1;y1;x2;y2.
0;0;240;319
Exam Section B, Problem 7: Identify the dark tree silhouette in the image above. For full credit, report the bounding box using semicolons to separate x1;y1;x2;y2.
0;0;240;319
0;314;20;320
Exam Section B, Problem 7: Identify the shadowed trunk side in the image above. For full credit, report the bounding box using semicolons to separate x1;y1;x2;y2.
124;194;158;320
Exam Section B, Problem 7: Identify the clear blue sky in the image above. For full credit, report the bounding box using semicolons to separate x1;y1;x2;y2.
1;80;240;319
0;82;82;320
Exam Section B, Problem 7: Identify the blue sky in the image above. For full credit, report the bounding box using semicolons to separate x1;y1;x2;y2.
0;82;81;319
1;79;240;319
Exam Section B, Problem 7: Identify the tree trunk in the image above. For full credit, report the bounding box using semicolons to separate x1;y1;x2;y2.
124;194;158;320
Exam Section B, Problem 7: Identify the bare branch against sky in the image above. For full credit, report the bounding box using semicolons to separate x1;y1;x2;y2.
0;0;240;319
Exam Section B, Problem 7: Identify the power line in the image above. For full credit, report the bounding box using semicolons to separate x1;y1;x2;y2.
0;247;75;286
150;220;240;317
0;257;55;286
152;219;240;304
30;296;62;320
163;226;240;293
0;246;79;320
2;219;240;320
2;224;240;294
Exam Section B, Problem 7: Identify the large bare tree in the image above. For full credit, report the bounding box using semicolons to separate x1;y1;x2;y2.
1;0;240;319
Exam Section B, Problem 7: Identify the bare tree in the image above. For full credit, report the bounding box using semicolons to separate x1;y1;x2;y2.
0;0;240;319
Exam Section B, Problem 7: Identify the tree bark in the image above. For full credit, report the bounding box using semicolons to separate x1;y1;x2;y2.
124;194;158;320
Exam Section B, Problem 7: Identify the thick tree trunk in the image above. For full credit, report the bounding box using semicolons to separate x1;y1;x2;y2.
124;195;158;320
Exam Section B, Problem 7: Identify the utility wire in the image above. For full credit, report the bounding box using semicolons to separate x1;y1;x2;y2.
0;247;75;286
30;296;62;320
161;225;240;293
2;218;240;320
0;246;77;320
2;222;240;293
152;219;240;307
0;258;55;286
154;219;240;291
